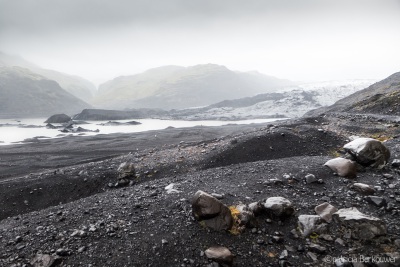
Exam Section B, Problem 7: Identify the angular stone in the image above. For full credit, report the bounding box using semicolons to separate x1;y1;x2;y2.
332;207;387;240
117;162;136;180
309;243;326;254
298;215;327;237
366;196;387;207
248;202;264;215
165;183;180;194
324;157;357;178
305;173;318;184
343;138;390;168
307;251;318;261
192;190;233;231
352;183;376;195
30;253;61;267
314;202;338;223
205;246;234;267
392;159;400;168
263;197;294;217
235;203;255;227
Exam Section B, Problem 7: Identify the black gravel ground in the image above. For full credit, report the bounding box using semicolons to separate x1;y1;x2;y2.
1;114;399;267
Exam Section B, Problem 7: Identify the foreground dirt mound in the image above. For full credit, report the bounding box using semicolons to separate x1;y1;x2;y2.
204;126;343;168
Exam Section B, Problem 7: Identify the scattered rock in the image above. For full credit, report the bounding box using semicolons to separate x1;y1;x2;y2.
314;202;338;223
297;215;327;237
204;246;234;267
263;197;294;217
248;202;264;215
324;157;357;178
30;253;61;267
335;238;345;246
117;162;135;186
309;243;326;254
352;183;376;195
343;138;390;168
165;183;180;194
366;196;387;207
332;207;387;240
305;173;318;184
391;159;400;168
307;251;318;262
319;234;333;241
235;203;256;227
192;190;233;231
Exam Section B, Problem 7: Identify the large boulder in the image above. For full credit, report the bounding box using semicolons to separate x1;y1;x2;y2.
192;190;233;231
324;157;357;178
44;113;71;123
343;138;390;168
332;207;387;240
263;197;294;217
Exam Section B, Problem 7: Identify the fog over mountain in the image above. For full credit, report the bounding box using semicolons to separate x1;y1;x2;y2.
1;0;399;86
93;64;295;109
0;52;96;102
0;67;91;117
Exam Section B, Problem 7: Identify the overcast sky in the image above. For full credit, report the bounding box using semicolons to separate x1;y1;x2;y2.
1;0;400;86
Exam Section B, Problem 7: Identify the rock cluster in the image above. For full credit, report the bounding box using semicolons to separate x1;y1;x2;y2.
325;137;390;178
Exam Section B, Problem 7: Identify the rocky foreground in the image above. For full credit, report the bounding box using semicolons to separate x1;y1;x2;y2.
0;113;400;267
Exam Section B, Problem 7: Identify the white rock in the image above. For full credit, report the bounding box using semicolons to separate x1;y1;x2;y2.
264;197;294;217
165;183;180;194
332;207;387;240
343;138;390;168
298;215;327;237
324;157;357;178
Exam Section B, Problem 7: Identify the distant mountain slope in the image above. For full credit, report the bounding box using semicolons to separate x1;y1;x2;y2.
0;67;91;117
93;64;295;109
306;72;400;116
0;52;96;102
167;80;374;119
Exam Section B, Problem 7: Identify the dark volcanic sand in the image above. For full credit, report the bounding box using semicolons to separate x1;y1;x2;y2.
1;115;399;267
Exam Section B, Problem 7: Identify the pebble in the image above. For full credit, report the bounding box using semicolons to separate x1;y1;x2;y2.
309;243;326;254
335;238;345;246
305;174;318;184
383;173;394;179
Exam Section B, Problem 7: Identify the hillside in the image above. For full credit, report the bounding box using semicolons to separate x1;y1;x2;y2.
0;66;91;117
306;72;400;116
163;80;374;120
93;64;295;109
0;52;96;102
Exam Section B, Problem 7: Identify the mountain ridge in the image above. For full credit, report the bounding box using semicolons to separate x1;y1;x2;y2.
306;72;400;116
0;51;96;102
93;63;296;110
0;66;91;117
